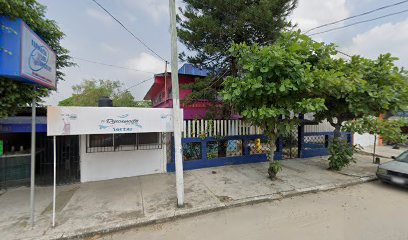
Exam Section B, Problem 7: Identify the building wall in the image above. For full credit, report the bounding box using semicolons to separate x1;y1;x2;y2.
304;119;335;133
79;135;166;182
354;133;375;147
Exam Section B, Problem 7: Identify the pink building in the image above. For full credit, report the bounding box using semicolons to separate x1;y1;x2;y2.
144;64;229;120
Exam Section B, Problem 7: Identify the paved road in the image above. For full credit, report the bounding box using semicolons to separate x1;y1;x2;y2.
93;181;408;240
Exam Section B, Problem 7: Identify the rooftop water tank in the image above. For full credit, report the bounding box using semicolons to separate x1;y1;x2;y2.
98;96;113;107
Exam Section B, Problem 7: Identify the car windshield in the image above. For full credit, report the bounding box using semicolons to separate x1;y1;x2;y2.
395;151;408;163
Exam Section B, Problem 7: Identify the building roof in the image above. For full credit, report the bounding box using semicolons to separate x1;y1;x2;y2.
178;63;209;77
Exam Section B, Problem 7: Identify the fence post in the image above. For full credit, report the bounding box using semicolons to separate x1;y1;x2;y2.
347;133;352;145
201;139;208;161
243;138;249;156
183;121;186;138
274;137;283;160
298;114;304;159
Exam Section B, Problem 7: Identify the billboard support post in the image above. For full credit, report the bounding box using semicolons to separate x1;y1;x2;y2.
52;135;56;227
29;86;36;228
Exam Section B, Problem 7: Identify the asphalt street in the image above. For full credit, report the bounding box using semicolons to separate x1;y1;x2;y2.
91;181;408;240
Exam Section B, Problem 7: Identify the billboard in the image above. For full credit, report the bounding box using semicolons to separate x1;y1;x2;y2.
47;106;183;136
0;16;57;89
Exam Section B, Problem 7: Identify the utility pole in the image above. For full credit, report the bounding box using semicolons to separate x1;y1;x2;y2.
169;0;184;207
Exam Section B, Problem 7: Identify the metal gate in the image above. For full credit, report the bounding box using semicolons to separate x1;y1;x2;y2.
37;135;80;185
0;134;80;189
281;128;299;159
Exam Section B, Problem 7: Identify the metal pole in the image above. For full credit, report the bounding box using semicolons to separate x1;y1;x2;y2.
30;86;36;227
52;136;56;227
169;0;184;207
164;61;168;102
373;134;377;163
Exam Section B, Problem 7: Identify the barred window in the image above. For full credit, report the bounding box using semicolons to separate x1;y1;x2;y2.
88;134;114;152
138;132;161;150
86;133;162;153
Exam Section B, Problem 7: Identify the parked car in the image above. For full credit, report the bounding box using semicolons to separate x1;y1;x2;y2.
376;150;408;187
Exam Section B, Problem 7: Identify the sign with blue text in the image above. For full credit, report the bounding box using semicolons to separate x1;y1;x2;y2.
0;16;57;89
47;106;183;136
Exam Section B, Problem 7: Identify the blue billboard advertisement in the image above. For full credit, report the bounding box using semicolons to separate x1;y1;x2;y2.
0;16;57;89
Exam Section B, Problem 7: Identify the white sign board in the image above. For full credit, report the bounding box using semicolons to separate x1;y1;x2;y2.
47;106;183;136
20;23;57;89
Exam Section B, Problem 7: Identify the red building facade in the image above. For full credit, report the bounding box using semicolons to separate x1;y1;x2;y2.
144;64;235;120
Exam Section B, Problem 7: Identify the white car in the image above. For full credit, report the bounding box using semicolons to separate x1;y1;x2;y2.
376;150;408;187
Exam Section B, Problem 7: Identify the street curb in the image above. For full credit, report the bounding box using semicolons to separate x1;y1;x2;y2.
37;175;378;240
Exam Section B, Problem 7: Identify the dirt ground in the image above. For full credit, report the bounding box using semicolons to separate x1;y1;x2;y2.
95;181;408;240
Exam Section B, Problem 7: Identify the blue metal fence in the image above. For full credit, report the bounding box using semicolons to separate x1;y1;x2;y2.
167;131;352;172
167;134;282;171
301;132;352;158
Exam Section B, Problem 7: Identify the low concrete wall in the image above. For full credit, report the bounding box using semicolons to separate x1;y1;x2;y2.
79;136;166;182
354;133;375;147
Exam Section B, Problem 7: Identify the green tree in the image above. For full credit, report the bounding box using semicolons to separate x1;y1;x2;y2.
0;0;74;118
58;79;151;107
313;54;408;140
177;0;298;117
178;0;297;73
312;52;408;169
222;32;328;175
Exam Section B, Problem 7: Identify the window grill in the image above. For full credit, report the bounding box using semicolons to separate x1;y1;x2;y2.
86;132;162;153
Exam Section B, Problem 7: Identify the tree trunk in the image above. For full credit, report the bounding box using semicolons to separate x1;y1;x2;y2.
267;133;277;162
333;123;342;143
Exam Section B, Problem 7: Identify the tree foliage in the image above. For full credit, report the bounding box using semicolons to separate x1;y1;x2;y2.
58;79;151;107
178;0;297;72
222;31;328;161
177;0;298;117
313;54;408;138
223;30;408;171
0;0;74;118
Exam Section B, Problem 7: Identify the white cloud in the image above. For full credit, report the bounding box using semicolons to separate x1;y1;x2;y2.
291;0;350;31
344;18;408;67
126;52;165;73
124;0;168;24
86;8;113;25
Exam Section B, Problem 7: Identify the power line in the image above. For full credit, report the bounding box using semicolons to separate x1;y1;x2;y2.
72;56;155;73
308;39;352;58
123;77;153;92
304;0;408;34
309;8;408;36
90;0;168;63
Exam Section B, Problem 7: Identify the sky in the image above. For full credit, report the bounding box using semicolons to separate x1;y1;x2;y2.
37;0;408;105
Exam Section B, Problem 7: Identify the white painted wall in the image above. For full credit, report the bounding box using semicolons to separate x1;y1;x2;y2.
354;133;375;147
304;119;335;133
79;135;166;182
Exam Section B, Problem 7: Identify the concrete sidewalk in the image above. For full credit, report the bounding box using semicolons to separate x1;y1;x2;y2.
0;154;387;240
359;145;407;159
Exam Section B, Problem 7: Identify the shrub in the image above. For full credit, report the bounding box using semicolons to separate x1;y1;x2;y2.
328;139;357;171
268;161;283;174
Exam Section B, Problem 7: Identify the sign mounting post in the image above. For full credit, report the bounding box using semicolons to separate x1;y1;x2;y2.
0;16;57;227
